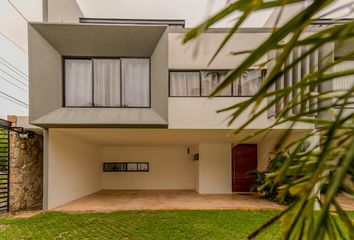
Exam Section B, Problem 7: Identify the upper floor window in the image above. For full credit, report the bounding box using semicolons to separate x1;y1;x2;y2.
201;71;231;96
64;58;150;107
169;69;265;97
169;72;200;96
233;70;264;96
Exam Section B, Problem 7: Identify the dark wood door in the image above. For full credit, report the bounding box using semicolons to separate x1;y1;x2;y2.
232;144;257;192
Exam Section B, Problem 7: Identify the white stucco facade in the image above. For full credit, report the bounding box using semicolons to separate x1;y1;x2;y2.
102;146;195;190
39;29;315;209
47;130;101;209
27;16;316;210
198;143;232;194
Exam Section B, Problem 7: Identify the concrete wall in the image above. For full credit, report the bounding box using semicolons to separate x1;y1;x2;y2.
194;160;199;192
102;146;195;190
151;30;169;122
198;143;232;194
263;2;305;28
168;32;269;69
28;23;168;127
257;132;313;171
168;97;269;129
47;130;101;209
194;144;200;192
257;138;278;171
168;98;315;130
28;24;62;123
46;0;83;23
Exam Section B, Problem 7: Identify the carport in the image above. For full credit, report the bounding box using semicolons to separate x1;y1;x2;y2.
45;128;310;210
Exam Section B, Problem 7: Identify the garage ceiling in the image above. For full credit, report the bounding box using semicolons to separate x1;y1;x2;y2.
51;128;310;146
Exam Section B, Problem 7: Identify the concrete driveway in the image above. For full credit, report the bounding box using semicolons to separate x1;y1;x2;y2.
54;190;284;212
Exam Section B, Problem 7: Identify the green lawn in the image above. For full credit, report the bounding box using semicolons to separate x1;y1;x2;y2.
0;210;278;239
0;210;352;240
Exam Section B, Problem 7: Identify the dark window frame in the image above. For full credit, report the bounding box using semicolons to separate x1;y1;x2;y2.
62;56;151;108
168;69;266;98
103;162;149;172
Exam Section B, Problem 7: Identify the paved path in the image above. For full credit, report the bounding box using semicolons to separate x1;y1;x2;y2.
55;190;284;212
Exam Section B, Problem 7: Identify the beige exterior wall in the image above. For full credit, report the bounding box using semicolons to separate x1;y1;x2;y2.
168;97;269;129
151;30;169;121
168;32;269;69
28;24;62;123
198;143;232;194
194;161;199;192
47;130;101;209
257;132;314;171
168;98;314;130
28;23;167;127
258;138;279;171
46;0;83;23
102;146;195;190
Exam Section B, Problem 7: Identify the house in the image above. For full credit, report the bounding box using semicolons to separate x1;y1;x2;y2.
28;1;352;210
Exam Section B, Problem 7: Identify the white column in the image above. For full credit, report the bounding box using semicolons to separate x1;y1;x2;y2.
311;131;321;210
198;143;232;194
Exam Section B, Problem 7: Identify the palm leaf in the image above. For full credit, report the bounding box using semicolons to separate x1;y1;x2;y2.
184;0;354;239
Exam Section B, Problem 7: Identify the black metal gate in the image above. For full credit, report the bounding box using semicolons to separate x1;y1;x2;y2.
0;120;10;213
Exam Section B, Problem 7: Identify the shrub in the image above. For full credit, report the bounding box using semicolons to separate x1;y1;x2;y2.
252;141;311;205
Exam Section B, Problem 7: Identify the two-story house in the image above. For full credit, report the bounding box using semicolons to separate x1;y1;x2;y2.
29;1;347;210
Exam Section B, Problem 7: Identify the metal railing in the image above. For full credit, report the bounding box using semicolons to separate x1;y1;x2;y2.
0;125;9;213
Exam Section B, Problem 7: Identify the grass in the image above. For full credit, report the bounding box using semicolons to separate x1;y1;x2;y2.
0;210;278;240
0;210;352;240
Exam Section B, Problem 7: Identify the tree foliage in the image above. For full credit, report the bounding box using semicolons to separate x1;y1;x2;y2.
253;141;311;205
185;0;354;239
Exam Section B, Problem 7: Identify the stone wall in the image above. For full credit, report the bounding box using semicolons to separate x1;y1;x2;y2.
9;131;43;211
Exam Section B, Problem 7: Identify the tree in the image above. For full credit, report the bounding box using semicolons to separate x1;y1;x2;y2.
184;0;354;239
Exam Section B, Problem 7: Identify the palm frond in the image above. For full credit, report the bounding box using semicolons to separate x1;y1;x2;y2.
185;0;354;239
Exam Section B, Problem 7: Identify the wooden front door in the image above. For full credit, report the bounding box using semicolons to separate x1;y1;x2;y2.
232;144;257;192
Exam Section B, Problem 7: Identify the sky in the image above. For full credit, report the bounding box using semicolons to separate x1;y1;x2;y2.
76;0;274;28
0;0;353;119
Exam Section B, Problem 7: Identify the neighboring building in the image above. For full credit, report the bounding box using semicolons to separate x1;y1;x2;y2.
27;1;353;210
0;0;43;118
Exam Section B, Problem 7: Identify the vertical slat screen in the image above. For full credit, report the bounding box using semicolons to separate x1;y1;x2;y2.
292;47;301;115
309;50;319;112
333;61;354;108
267;50;277;118
275;50;284;116
284;53;292;114
300;46;310;113
268;46;322;118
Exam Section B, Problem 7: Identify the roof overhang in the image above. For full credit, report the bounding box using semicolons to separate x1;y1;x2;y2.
30;22;167;57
